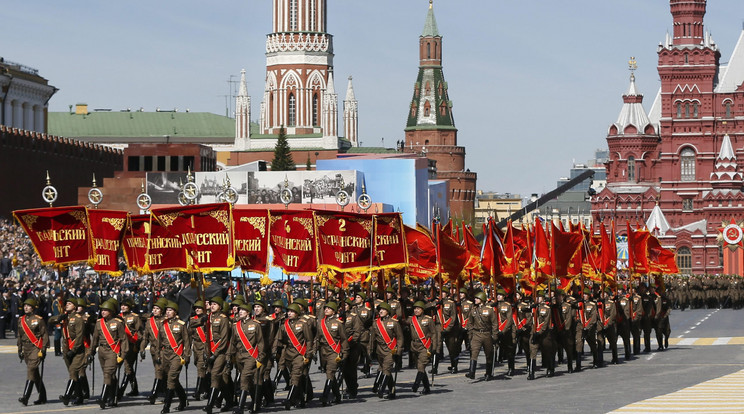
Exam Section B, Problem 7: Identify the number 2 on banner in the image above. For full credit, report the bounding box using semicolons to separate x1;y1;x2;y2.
339;219;346;232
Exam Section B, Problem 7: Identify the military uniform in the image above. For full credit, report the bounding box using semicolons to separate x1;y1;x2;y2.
273;303;315;410
465;292;498;380
640;286;655;352
157;304;190;413
230;305;266;414
203;296;234;414
654;291;671;350
91;302;129;408
316;302;348;405
437;294;461;373
187;312;209;400
409;302;436;395
617;292;633;360
341;300;363;397
50;298;86;405
457;289;474;353
528;297;555;379
369;303;404;399
352;296;373;376
553;294;577;373
252;301;277;408
598;293;618;364
495;298;516;376
142;298;167;404
117;304;143;400
17;300;49;406
579;295;600;368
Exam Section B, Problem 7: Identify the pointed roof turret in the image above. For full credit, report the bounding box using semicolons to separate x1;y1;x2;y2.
422;1;440;37
710;134;743;183
326;71;336;95
345;75;356;101
238;69;248;96
646;203;670;236
610;58;654;135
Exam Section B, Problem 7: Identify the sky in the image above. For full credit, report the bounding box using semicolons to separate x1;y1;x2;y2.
3;0;743;196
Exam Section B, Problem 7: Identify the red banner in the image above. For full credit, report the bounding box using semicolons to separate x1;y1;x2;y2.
316;211;373;272
123;214;190;273
122;215;149;272
151;203;235;272
233;209;270;274
647;235;679;275
88;209;128;276
374;213;407;270
403;224;438;282
13;206;92;266
269;210;318;275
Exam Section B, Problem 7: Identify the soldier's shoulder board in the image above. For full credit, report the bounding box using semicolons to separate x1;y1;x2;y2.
177;320;186;325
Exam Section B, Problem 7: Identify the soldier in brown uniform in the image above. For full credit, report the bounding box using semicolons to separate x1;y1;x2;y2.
76;297;95;401
293;298;318;403
203;296;233;414
270;299;291;392
653;287;672;350
580;290;600;368
555;289;577;373
157;301;190;413
90;299;129;409
369;302;404;399
17;298;49;406
514;290;533;368
409;301;436;394
316;301;348;406
457;287;474;353
494;289;516;377
230;302;266;414
616;286;633;361
352;292;374;377
273;303;315;410
341;298;363;398
143;297;168;404
598;288;618;364
50;297;86;405
188;301;209;401
117;298;143;400
436;286;460;374
465;291;497;381
528;291;554;380
639;283;655;353
252;300;277;409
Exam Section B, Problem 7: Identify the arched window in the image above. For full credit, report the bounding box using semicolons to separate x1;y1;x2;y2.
684;53;689;65
312;94;319;126
627;156;636;182
677;103;682;118
309;0;316;31
685;102;690;118
289;0;298;31
726;102;732;118
693;102;698;118
424;101;431;117
680;148;695;181
427;43;431;59
288;93;296;126
676;246;692;275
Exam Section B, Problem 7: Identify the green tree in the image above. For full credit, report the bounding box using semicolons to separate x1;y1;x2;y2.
271;126;296;171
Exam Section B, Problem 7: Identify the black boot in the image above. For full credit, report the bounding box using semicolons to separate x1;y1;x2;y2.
371;371;383;393
466;360;477;379
204;387;219;414
283;385;297;410
175;383;188;411
99;384;110;409
128;376;140;396
320;379;332;406
575;354;582;372
527;359;536;380
546;359;555;378
280;369;291;391
18;380;33;405
193;377;203;401
221;384;235;412
60;379;75;405
54;338;62;356
376;375;387;399
33;380;47;405
450;358;458;374
72;380;85;405
149;379;161;405
411;371;422;393
262;380;273;405
117;374;129;401
234;389;248;414
506;357;515;377
80;376;90;400
484;362;494;381
161;389;174;414
385;375;396;400
331;378;341;404
253;383;264;412
432;357;439;375
303;375;313;403
420;372;431;395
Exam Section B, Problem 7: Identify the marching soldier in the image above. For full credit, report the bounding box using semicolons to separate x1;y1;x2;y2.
50;297;86;405
316;301;348;406
143;297;168;404
188;301;209;401
457;287;474;353
369;302;404;399
352;292;373;377
617;286;632;361
17;298;49;406
341;298;363;398
654;287;672;350
252;300;277;409
77;297;95;401
580;289;601;368
494;290;516;377
90;299;129;409
465;291;497;381
203;296;233;414
639;283;655;353
270;300;291;392
437;286;460;374
117;298;143;400
513;290;532;367
230;302;266;414
293;298;317;403
157;301;190;413
554;289;577;373
528;291;554;380
409;301;436;395
273;303;315;410
598;288;618;364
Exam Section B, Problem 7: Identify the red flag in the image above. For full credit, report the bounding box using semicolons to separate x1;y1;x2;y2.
233;208;270;274
269;210;318;276
88;209;128;276
122;214;190;273
374;213;408;270
461;223;481;272
647;235;679;275
533;219;551;280
316;211;373;272
437;224;470;283
600;222;618;280
13;206;92;266
404;224;438;283
627;221;650;275
551;221;582;279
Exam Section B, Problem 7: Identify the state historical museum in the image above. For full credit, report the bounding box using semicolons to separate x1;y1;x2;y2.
592;0;744;274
